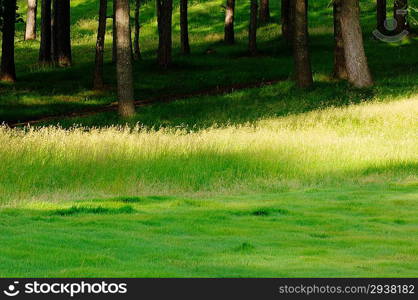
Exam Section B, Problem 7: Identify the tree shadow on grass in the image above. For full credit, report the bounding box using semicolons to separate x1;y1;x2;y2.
1;31;417;125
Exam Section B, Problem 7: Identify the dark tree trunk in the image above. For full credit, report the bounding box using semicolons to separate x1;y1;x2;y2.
112;0;117;63
377;0;386;34
93;0;108;90
249;0;258;55
180;0;190;55
25;0;38;40
54;0;72;67
340;0;373;88
39;0;52;63
156;0;173;69
281;0;291;42
134;0;142;60
0;0;17;82
292;0;313;88
51;0;56;58
259;0;270;24
224;0;235;44
333;0;347;79
115;0;136;117
394;0;408;34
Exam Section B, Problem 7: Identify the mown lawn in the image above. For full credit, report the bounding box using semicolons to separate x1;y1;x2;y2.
1;185;418;277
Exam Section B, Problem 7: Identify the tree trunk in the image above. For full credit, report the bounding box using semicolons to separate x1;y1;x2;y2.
340;0;373;88
115;0;136;118
377;0;386;34
259;0;270;24
39;0;52;63
54;0;72;67
157;0;173;69
51;0;56;58
224;0;235;44
112;0;117;63
333;0;347;79
292;0;313;88
249;0;258;55
93;0;108;90
133;0;142;60
394;0;408;34
281;0;291;42
180;0;190;55
0;0;17;82
25;0;38;40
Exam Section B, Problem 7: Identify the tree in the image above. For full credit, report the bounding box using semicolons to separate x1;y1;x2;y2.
333;0;347;79
377;0;386;34
115;0;136;117
93;0;108;89
394;0;408;34
39;0;52;64
281;0;291;42
259;0;269;24
249;0;258;55
292;0;313;88
180;0;190;55
112;0;117;63
340;0;373;88
25;0;37;40
156;0;173;68
0;0;17;82
224;0;235;44
53;0;72;67
51;0;56;57
133;0;142;60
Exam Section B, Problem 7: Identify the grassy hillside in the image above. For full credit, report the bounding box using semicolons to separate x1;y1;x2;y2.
2;0;416;123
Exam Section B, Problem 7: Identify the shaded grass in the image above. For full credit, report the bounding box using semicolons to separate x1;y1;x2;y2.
2;0;417;123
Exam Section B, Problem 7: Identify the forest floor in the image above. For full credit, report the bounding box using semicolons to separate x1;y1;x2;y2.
0;0;417;277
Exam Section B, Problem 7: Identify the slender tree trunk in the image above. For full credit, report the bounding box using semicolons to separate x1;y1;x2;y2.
93;0;108;90
51;0;57;58
54;0;72;67
25;0;38;40
259;0;270;24
115;0;136;117
224;0;235;44
112;0;117;63
292;0;313;88
281;0;291;42
394;0;408;34
134;0;142;60
156;0;173;69
249;0;258;55
377;0;386;34
340;0;373;88
180;0;190;55
333;0;347;79
0;0;17;82
39;0;52;63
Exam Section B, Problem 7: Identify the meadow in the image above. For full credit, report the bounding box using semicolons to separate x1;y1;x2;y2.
0;0;417;277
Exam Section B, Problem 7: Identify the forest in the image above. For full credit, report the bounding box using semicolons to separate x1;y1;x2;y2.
0;0;417;277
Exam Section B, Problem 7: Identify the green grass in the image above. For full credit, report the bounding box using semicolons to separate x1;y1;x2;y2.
2;0;416;123
0;0;417;277
1;186;418;277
